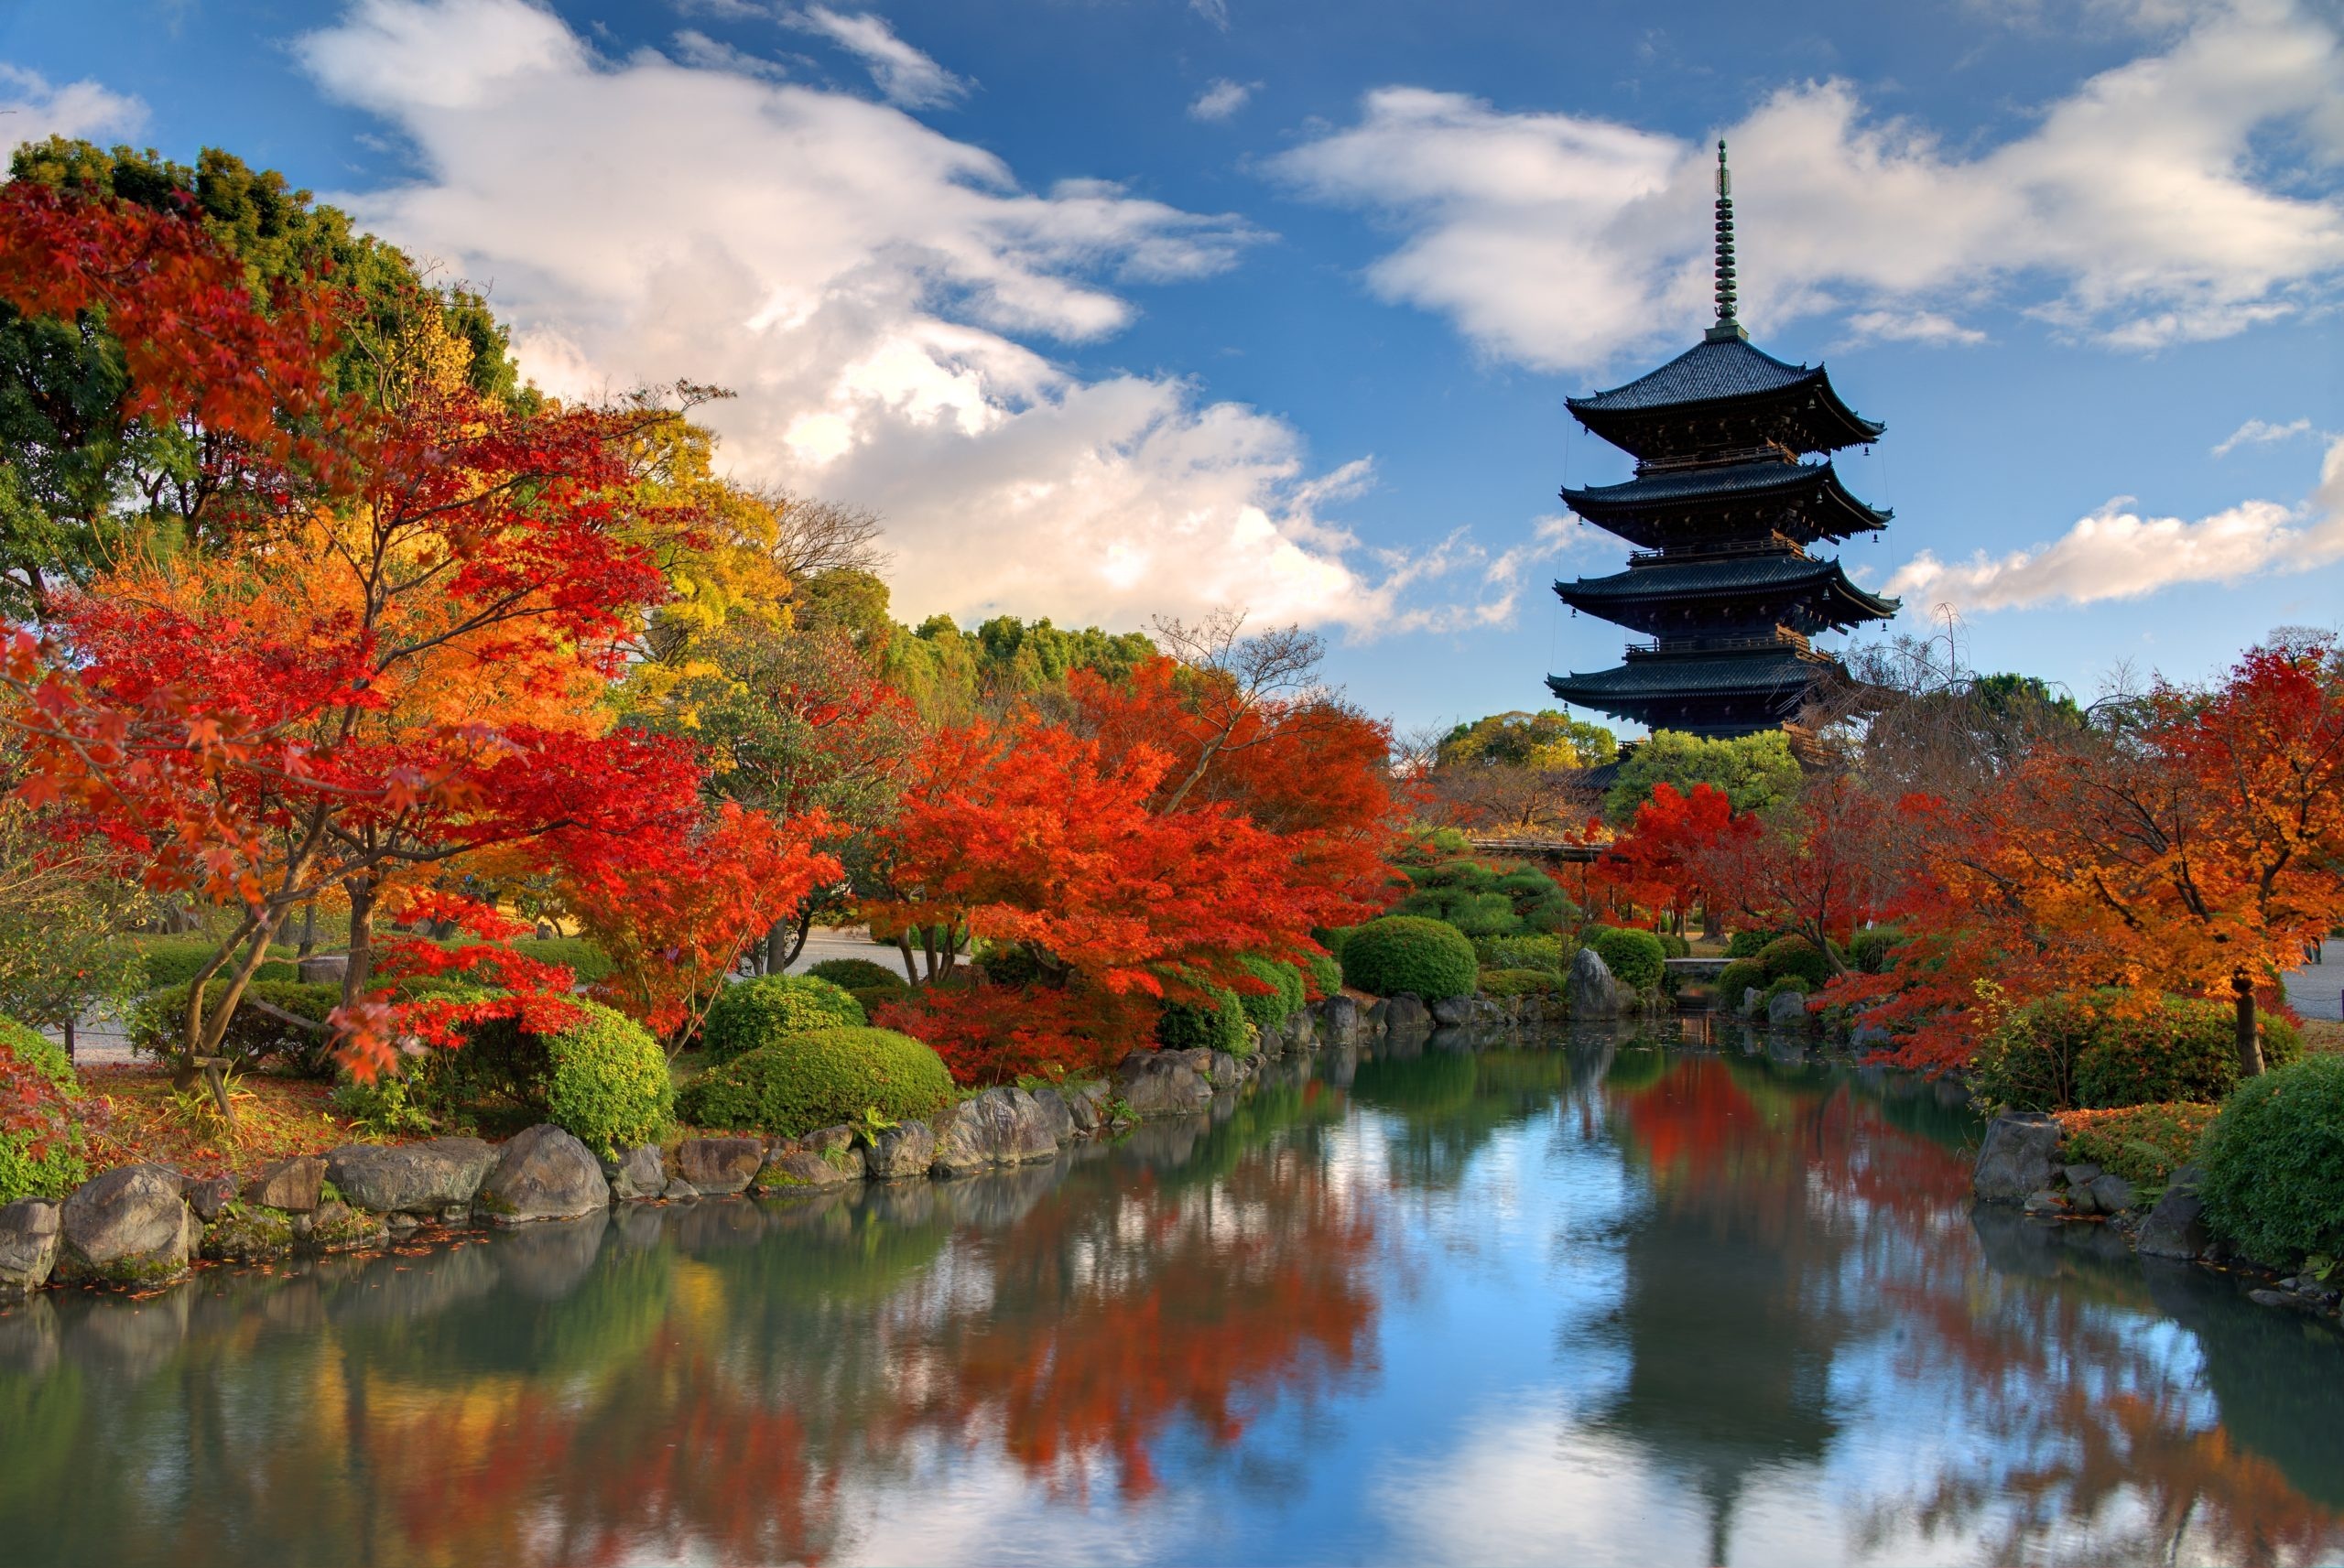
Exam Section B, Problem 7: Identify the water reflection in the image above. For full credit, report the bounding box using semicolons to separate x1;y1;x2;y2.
0;1029;2337;1567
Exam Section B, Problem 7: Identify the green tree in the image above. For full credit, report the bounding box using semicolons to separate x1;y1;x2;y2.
1437;709;1618;770
1603;730;1802;824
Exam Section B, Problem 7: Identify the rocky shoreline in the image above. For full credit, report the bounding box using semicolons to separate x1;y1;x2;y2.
1970;1109;2341;1325
2;990;1460;1300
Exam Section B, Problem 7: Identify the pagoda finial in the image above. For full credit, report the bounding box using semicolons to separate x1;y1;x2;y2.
1707;138;1746;342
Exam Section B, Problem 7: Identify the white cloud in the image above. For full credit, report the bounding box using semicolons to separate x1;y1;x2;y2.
783;5;966;109
1843;308;1988;347
0;63;147;155
1190;0;1231;31
2211;416;2315;457
294;0;1528;635
1188;79;1254;121
670;29;788;81
1883;434;2344;612
1272;0;2344;371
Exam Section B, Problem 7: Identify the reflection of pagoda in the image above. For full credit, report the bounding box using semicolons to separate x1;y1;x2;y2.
1548;143;1897;743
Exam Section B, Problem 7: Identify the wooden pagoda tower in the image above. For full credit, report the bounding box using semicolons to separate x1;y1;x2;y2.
1547;143;1897;741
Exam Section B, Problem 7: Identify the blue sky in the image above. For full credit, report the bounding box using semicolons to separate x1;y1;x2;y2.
4;0;2339;737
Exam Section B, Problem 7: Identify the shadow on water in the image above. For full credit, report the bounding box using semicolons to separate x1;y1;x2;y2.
0;1021;2338;1566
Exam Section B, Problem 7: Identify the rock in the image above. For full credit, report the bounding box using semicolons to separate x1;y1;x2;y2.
2067;1183;2100;1217
1972;1111;2064;1203
244;1155;325;1213
202;1207;295;1262
55;1163;198;1287
297;954;349;987
755;1145;858;1190
473;1125;611;1225
1741;986;1765;1019
1850;1022;1892;1048
0;1199;61;1295
2248;1287;2323;1314
1115;1049;1212;1119
2023;1188;2067;1216
2137;1166;2212;1260
186;1176;238;1223
1430;995;1475;1027
608;1144;667;1202
676;1137;765;1195
1766;989;1810;1028
1568;948;1627;1021
2086;1173;2137;1214
933;1087;1059;1175
863;1119;938;1180
1061;1081;1113;1133
1317;994;1364;1046
2063;1162;2104;1189
1381;993;1432;1033
328;1138;497;1215
1206;1051;1245;1089
662;1178;702;1202
1027;1088;1078;1144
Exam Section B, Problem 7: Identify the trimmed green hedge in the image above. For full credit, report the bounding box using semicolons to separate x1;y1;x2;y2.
701;974;866;1064
1475;933;1566;973
130;979;343;1076
678;1026;954;1138
128;935;298;990
511;935;614;985
1340;916;1478;1002
1755;935;1830;989
1975;991;2305;1112
1156;984;1252;1054
415;998;671;1153
806;957;905;991
1480;968;1563;998
1232;955;1307;1033
1723;930;1779;959
0;1016;86;1205
1587;926;1666;991
848;981;910;1015
1302;951;1343;1000
2199;1054;2344;1267
1716;958;1763;1004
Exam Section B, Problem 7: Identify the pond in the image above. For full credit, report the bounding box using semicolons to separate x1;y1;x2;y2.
3;1026;2340;1567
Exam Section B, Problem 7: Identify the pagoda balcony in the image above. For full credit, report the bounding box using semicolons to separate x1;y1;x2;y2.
1624;535;1807;567
1633;441;1799;476
1621;631;1816;659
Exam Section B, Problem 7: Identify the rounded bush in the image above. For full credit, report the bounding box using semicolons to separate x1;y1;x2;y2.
1340;916;1478;1001
1716;958;1764;1003
701;974;866;1064
1723;930;1776;960
1156;985;1252;1054
1657;933;1691;958
1302;951;1343;1000
1761;974;1810;1003
848;981;909;1015
129;935;298;991
1232;955;1307;1033
0;1016;86;1205
511;935;615;985
1755;935;1830;989
130;979;344;1076
538;1000;674;1157
2198;1053;2344;1267
806;957;905;992
1977;991;2305;1112
1588;926;1667;992
677;1026;954;1138
1480;968;1562;998
1477;933;1565;973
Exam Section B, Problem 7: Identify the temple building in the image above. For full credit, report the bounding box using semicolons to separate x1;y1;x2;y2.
1547;143;1897;744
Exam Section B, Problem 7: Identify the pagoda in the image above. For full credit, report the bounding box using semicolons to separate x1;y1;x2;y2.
1547;142;1897;741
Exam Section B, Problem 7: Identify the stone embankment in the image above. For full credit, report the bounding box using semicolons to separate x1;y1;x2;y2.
1968;1109;2339;1324
1;988;1451;1300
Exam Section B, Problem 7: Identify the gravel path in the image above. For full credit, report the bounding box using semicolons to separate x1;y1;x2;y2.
2282;937;2343;1022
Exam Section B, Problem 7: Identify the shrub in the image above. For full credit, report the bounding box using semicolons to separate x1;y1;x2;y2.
0;1017;86;1205
1761;974;1810;1005
1232;956;1307;1033
848;982;909;1015
1716;959;1763;1004
439;1000;671;1156
1302;951;1343;1000
1978;991;2306;1112
1656;933;1691;958
677;1027;954;1138
1755;935;1830;989
807;957;906;992
130;979;344;1076
1340;916;1479;1001
1723;930;1779;960
1587;926;1666;992
510;935;614;985
2054;1102;2218;1187
973;943;1044;987
1849;926;1904;975
1156;985;1252;1054
700;974;866;1064
127;935;299;991
1476;933;1566;973
2198;1054;2344;1266
1480;968;1562;998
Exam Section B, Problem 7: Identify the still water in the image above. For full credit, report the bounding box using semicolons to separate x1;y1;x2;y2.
3;1028;2340;1568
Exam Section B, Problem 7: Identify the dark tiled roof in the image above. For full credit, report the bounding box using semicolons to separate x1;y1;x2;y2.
1557;555;1900;619
1561;458;1890;524
1568;338;1818;412
1546;651;1833;698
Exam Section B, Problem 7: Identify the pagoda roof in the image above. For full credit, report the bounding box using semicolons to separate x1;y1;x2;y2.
1546;648;1833;701
1557;555;1898;624
1566;337;1883;456
1561;458;1889;547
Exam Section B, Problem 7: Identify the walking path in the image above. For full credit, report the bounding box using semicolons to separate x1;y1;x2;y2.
2282;937;2342;1022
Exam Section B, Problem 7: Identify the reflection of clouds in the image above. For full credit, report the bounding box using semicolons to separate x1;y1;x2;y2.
844;1430;1193;1568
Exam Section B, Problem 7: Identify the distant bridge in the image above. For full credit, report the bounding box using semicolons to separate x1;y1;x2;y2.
1464;836;1600;864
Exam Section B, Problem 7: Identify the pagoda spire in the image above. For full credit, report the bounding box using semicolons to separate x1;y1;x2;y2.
1707;139;1746;343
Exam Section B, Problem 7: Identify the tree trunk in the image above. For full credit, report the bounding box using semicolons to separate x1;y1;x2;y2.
296;900;318;958
2233;969;2266;1079
1701;903;1722;940
781;908;813;969
895;931;920;986
342;876;376;1011
762;916;793;976
61;1017;74;1064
